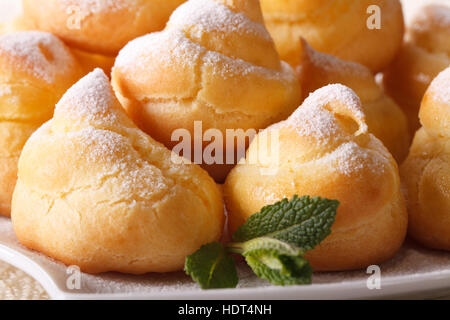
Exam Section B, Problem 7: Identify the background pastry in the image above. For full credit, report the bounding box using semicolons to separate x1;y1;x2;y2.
401;67;450;251
383;4;450;136
260;0;404;72
11;69;224;274
112;0;302;182
297;39;410;162
0;31;82;217
224;84;407;271
22;0;186;73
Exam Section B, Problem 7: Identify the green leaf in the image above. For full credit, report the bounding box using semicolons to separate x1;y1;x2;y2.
233;195;339;251
240;237;312;286
184;242;238;289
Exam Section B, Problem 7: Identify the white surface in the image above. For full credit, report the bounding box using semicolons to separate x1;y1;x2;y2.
2;216;450;300
0;0;449;300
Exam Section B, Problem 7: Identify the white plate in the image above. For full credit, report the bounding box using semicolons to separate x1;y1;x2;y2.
1;217;450;300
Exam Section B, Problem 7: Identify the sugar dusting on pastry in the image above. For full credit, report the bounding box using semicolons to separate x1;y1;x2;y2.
203;50;289;80
26;69;168;198
115;0;285;80
283;84;387;176
168;0;271;40
0;31;73;83
288;84;367;141
59;0;127;15
305;41;369;77
304;141;387;176
55;68;119;126
115;30;204;74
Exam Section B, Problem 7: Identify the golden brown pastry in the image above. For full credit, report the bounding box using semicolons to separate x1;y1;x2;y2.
70;47;116;75
224;84;407;271
297;39;410;162
383;4;450;136
22;0;186;55
112;0;302;182
11;69;224;274
0;31;82;217
260;0;404;72
21;0;186;73
401;67;450;251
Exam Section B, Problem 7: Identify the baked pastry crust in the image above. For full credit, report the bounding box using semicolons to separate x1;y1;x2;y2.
20;0;186;74
297;39;410;162
383;5;450;136
260;0;404;72
401;67;450;251
21;0;186;55
224;84;407;271
112;0;302;182
11;69;224;274
0;31;82;217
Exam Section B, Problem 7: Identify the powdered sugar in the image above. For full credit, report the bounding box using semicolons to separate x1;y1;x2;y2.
60;127;167;199
59;0;127;15
114;0;286;84
49;69;169;199
288;102;342;142
168;0;271;41
202;50;286;80
306;43;370;77
55;68;118;126
305;141;387;176
288;84;367;141
115;30;204;74
0;31;73;83
428;67;450;104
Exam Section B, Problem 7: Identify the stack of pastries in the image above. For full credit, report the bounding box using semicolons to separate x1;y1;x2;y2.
19;0;186;73
0;0;446;276
383;4;450;136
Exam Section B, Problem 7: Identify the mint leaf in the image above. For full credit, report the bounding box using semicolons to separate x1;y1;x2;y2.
185;195;339;289
233;195;339;251
184;242;238;289
240;237;312;285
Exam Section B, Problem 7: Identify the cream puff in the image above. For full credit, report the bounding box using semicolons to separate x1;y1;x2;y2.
297;39;410;162
401;67;450;251
21;0;186;73
112;0;301;182
383;4;450;136
260;0;404;72
11;69;224;274
0;31;82;217
224;84;407;271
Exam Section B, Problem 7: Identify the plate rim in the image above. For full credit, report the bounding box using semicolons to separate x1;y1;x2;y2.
2;241;450;300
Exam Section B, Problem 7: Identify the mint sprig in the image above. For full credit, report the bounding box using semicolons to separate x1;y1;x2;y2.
184;242;238;289
233;195;339;251
184;195;339;289
238;237;312;285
